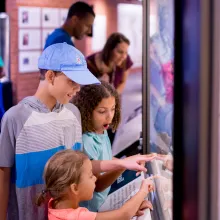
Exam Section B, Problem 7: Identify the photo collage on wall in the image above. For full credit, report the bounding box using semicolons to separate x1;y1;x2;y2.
18;6;68;73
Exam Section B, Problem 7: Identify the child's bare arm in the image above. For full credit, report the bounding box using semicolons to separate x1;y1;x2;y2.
0;167;10;220
95;169;125;192
91;160;123;175
91;154;156;175
95;191;146;220
95;157;125;192
95;179;154;220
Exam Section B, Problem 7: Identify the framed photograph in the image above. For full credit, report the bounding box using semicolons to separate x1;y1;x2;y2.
19;51;41;73
42;29;54;49
60;8;68;25
18;7;41;28
117;4;143;67
42;8;60;28
92;15;106;51
19;29;41;50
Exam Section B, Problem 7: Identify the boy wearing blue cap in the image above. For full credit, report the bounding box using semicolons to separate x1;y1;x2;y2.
0;43;100;220
0;43;154;220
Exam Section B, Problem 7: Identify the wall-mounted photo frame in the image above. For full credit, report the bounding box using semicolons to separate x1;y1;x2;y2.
18;7;41;28
19;51;41;73
42;8;59;28
19;29;41;50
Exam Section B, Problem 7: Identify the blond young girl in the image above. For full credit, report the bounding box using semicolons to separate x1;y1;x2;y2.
36;150;154;220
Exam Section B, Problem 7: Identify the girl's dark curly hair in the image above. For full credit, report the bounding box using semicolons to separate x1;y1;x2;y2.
72;81;121;133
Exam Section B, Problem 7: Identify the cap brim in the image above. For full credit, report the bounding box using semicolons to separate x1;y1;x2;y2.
63;69;100;85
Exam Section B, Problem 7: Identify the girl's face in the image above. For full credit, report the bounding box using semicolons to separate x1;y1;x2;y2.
111;42;129;66
92;96;116;134
77;159;97;201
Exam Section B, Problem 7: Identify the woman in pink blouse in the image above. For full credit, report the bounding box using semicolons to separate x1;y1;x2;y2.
87;33;133;95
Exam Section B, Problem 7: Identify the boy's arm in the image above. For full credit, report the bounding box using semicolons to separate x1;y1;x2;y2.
95;157;124;192
0;168;10;220
91;159;124;175
91;154;156;175
95;169;125;192
83;138;127;175
0;112;16;218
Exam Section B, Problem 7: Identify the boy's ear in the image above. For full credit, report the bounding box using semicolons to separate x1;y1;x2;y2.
70;183;79;195
45;70;56;84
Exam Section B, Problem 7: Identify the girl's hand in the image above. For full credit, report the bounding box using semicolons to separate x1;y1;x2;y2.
154;153;168;160
135;200;153;216
122;154;156;173
140;179;154;194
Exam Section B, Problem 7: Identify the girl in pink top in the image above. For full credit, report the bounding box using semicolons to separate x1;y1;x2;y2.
36;150;154;220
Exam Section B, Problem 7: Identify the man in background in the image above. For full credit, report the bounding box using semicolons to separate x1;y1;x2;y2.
44;1;95;49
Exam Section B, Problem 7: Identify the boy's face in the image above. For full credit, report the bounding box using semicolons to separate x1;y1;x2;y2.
47;71;80;104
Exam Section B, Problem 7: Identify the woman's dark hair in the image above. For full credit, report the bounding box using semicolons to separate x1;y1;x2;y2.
67;2;95;19
72;81;121;133
101;33;130;66
36;150;88;207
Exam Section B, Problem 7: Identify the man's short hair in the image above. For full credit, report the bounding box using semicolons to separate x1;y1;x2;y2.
67;1;95;19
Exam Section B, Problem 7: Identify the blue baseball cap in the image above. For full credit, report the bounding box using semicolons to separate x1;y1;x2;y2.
38;42;100;85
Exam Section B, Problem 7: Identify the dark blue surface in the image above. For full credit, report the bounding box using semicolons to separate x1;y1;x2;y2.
109;170;141;194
